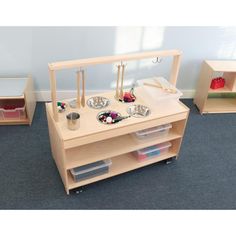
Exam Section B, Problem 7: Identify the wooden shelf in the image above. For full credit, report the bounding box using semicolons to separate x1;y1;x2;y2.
0;118;29;125
206;60;236;72
0;77;36;125
203;98;236;113
194;60;236;114
68;151;177;190
65;131;182;169
0;95;25;100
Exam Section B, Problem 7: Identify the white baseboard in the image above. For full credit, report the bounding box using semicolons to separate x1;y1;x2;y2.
181;89;195;99
35;89;195;101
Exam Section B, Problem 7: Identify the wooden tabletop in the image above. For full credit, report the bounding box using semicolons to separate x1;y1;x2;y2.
0;78;27;98
46;86;188;141
206;60;236;72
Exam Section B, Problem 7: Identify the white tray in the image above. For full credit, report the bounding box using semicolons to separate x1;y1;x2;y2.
136;77;182;104
0;78;27;97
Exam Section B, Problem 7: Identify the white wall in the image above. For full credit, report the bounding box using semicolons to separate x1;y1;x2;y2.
0;26;236;97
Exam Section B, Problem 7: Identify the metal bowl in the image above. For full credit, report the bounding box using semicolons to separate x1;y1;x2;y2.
127;104;151;118
68;99;77;109
97;110;122;125
87;96;110;109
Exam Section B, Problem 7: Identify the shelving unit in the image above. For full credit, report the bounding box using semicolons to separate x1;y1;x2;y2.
0;77;36;125
46;50;189;194
194;60;236;114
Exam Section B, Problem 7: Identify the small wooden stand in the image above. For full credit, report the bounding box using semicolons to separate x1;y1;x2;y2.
46;50;189;194
0;77;36;125
194;60;236;114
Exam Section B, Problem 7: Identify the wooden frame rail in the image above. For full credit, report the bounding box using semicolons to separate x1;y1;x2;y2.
48;50;182;122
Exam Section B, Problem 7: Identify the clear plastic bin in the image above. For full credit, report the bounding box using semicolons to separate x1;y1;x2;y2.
133;123;172;140
70;159;112;182
133;141;172;162
0;99;26;120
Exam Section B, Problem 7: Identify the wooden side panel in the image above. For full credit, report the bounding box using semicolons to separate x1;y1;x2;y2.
46;105;69;194
173;109;189;159
24;76;36;125
224;72;236;91
49;69;59;122
194;61;213;114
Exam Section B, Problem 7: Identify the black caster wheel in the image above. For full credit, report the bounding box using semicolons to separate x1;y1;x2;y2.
165;157;174;165
75;187;85;194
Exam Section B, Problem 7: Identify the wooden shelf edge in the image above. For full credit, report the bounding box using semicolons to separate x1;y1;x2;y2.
202;110;236;114
0;95;25;99
204;98;236;113
67;151;177;190
208;85;235;94
0;118;29;125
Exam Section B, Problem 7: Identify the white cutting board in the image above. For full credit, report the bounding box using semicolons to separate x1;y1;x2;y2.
136;77;182;104
0;78;28;97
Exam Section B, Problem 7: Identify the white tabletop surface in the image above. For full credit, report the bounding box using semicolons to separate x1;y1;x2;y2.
0;78;27;97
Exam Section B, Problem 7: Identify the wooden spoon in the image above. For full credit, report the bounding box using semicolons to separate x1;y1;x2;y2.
119;64;125;100
115;64;121;100
144;82;177;94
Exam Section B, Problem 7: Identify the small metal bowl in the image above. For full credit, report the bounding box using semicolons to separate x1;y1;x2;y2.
127;104;151;118
97;110;121;125
68;99;77;109
87;96;110;109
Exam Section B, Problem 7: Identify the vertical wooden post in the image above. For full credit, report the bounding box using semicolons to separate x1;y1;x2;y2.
49;68;59;122
119;63;125;100
76;70;81;108
170;54;181;86
115;64;121;100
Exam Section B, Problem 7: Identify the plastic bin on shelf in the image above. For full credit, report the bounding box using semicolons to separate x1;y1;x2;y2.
133;141;172;162
133;123;172;140
0;99;26;120
70;159;112;182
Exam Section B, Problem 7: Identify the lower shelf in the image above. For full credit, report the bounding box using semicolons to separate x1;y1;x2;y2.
0;118;29;125
67;151;177;190
203;98;236;113
208;85;234;94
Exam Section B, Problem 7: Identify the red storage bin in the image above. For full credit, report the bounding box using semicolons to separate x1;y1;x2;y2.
0;99;26;120
210;77;225;89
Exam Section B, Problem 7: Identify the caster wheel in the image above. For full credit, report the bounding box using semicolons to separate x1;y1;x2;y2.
165;157;173;165
75;187;84;194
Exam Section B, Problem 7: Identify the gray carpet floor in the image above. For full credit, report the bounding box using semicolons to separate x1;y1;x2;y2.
0;100;236;209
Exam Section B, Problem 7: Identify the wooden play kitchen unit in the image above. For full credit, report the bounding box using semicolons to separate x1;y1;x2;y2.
46;50;189;194
194;60;236;114
0;77;36;125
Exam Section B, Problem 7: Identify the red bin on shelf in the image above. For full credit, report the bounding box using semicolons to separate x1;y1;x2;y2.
210;77;225;89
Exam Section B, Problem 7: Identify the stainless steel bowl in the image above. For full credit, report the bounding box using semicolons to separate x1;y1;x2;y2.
68;99;77;109
87;96;110;109
97;110;122;125
127;104;151;118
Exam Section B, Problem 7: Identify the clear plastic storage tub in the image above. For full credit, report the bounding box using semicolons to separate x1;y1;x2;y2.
70;159;112;182
133;123;172;140
133;141;172;162
0;99;26;120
